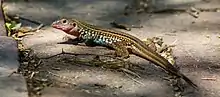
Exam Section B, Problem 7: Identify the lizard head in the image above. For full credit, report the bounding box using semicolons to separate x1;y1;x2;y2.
51;18;80;37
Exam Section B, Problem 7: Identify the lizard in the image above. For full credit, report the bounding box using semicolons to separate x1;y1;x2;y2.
51;18;198;89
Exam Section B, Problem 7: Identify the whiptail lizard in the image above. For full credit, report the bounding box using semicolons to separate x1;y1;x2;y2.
51;18;198;89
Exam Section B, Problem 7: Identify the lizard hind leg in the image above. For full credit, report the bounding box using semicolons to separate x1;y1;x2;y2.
110;42;130;59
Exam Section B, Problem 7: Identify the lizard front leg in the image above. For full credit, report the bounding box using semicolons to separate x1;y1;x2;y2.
84;39;100;47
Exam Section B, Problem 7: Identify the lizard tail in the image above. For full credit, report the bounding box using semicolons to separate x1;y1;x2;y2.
159;62;198;89
178;72;198;89
161;65;198;89
131;43;198;89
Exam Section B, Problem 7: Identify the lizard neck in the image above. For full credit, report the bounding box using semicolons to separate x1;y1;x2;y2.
65;25;81;37
69;29;80;37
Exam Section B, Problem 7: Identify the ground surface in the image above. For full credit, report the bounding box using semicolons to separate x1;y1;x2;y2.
0;36;28;97
3;0;220;97
0;1;28;97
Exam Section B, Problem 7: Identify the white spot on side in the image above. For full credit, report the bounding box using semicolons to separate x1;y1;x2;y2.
108;40;112;44
99;35;103;39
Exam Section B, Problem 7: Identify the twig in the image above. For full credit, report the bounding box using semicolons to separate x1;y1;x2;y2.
40;49;100;59
6;13;43;25
110;21;143;31
8;71;19;77
21;24;44;33
120;68;141;78
124;72;145;86
201;77;217;81
110;22;131;31
40;48;116;59
170;39;178;46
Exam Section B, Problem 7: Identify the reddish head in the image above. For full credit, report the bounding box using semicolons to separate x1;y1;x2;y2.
51;18;80;37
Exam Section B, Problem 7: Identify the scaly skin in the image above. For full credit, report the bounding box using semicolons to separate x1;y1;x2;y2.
51;18;198;89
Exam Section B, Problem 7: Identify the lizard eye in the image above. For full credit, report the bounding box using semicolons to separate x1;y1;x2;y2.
72;23;76;27
61;19;68;24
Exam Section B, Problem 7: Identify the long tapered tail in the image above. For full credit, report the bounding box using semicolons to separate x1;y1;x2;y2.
131;44;198;89
179;72;198;89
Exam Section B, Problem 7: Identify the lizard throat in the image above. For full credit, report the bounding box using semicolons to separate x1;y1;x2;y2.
52;24;80;37
67;27;80;37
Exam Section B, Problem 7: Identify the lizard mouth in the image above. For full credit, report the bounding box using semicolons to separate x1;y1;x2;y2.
51;24;67;31
51;23;61;29
52;24;75;34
